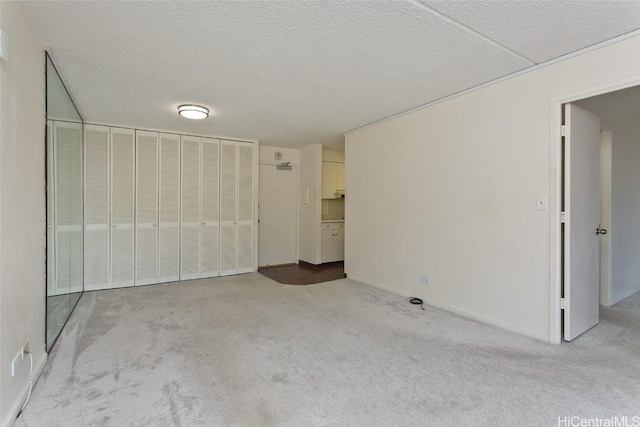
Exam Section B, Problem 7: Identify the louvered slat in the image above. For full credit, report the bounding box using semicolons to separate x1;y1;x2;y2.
111;127;135;288
159;134;181;283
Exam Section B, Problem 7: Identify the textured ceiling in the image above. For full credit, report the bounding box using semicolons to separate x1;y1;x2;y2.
23;1;640;148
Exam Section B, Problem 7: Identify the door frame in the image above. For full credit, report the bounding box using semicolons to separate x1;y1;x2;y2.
550;77;640;344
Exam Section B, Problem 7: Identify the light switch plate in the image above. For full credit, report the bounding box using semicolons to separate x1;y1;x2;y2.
0;30;8;61
536;196;548;210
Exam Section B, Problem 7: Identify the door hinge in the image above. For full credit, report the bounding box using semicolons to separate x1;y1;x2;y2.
560;298;567;309
560;211;566;223
561;125;566;137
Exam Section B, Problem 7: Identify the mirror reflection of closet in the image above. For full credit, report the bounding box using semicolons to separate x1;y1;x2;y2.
46;53;84;350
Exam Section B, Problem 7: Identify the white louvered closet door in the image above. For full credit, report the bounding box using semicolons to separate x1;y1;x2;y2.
201;138;220;278
181;136;201;280
158;134;181;283
136;131;159;285
110;128;135;288
54;121;84;295
47;121;56;296
237;143;254;273
220;142;237;276
84;125;110;290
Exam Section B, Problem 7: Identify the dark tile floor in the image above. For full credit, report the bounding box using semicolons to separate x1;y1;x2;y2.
258;261;346;285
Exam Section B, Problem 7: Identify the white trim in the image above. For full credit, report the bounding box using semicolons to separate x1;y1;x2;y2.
84;120;258;144
349;276;549;342
1;352;47;427
549;77;640;345
345;29;640;137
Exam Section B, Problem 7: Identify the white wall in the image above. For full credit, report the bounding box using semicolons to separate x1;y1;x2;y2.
299;144;322;264
0;2;47;426
610;117;640;303
259;145;299;166
345;34;640;341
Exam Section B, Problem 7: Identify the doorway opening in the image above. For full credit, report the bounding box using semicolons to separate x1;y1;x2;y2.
559;84;640;342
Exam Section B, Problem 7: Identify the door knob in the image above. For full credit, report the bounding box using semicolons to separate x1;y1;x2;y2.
596;227;607;235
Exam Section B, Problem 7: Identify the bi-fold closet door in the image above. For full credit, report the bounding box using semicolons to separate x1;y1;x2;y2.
135;131;182;285
84;125;135;290
180;136;220;280
135;131;159;285
220;141;254;276
85;127;255;290
48;120;84;296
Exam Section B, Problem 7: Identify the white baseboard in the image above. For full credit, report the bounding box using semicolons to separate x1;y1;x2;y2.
348;276;550;342
1;351;47;427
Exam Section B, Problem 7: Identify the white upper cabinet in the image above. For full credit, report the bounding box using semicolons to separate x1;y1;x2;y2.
322;150;345;198
135;131;159;285
336;163;345;192
322;161;338;199
158;133;181;283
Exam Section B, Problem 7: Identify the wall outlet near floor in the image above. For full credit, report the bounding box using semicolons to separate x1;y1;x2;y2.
11;341;29;377
420;275;431;285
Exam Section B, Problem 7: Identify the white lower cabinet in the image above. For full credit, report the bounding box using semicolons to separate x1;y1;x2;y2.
321;222;344;263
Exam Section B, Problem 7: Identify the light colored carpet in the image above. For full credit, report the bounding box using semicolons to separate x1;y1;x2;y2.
16;274;640;426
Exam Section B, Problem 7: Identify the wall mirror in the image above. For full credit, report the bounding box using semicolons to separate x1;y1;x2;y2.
46;53;84;351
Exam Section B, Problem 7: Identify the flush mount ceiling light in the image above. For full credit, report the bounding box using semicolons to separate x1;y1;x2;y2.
178;104;209;120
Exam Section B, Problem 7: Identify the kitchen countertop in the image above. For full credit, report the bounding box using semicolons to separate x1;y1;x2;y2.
321;219;344;223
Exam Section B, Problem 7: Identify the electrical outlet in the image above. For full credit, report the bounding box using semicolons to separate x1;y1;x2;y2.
420;275;431;285
10;342;29;377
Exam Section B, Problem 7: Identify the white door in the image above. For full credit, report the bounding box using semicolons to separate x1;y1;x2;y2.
258;164;297;266
84;124;110;291
563;103;601;341
237;143;254;273
135;131;159;285
201;138;220;278
110;127;135;288
220;141;238;276
158;134;181;283
53;121;84;295
181;136;202;280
